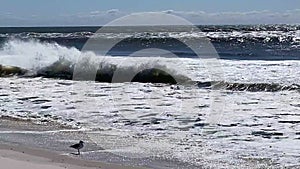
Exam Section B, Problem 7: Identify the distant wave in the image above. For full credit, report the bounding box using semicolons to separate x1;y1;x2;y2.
1;24;299;41
1;29;299;44
1;25;299;60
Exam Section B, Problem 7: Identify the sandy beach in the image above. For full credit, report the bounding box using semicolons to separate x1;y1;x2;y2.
0;143;146;169
0;117;149;169
0;149;94;169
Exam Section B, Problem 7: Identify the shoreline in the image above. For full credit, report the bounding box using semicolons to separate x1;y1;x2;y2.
0;116;148;169
0;115;201;169
0;143;145;169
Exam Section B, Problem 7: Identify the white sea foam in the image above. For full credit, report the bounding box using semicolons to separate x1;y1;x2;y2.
0;39;81;69
0;75;299;167
0;53;300;167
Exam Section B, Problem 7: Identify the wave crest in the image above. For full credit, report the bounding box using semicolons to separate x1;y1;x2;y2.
0;39;191;84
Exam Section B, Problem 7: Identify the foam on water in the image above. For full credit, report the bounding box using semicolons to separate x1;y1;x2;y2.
0;76;299;168
1;54;300;167
1;26;300;167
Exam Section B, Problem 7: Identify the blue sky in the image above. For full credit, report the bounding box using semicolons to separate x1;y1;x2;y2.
0;0;299;26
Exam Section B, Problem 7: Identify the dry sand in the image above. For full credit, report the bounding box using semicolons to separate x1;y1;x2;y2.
0;149;90;169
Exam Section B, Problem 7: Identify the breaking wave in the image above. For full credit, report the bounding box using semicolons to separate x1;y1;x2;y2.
1;39;300;90
0;39;191;84
0;38;81;70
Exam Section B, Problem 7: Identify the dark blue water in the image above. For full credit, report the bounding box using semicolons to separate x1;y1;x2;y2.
0;25;299;60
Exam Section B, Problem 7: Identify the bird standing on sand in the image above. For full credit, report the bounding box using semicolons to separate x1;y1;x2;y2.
70;140;84;155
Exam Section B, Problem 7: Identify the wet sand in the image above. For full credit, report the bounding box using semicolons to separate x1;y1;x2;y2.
0;144;144;169
0;117;148;169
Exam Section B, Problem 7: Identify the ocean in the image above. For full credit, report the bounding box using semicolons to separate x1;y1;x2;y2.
0;25;299;168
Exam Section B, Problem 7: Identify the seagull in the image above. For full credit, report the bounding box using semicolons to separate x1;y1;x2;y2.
70;140;84;155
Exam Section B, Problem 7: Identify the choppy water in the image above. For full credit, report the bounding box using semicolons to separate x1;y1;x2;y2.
0;25;300;60
0;25;300;168
1;57;300;168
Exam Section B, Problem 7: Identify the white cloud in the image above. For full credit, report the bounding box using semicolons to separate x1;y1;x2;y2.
87;9;121;16
165;9;300;25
